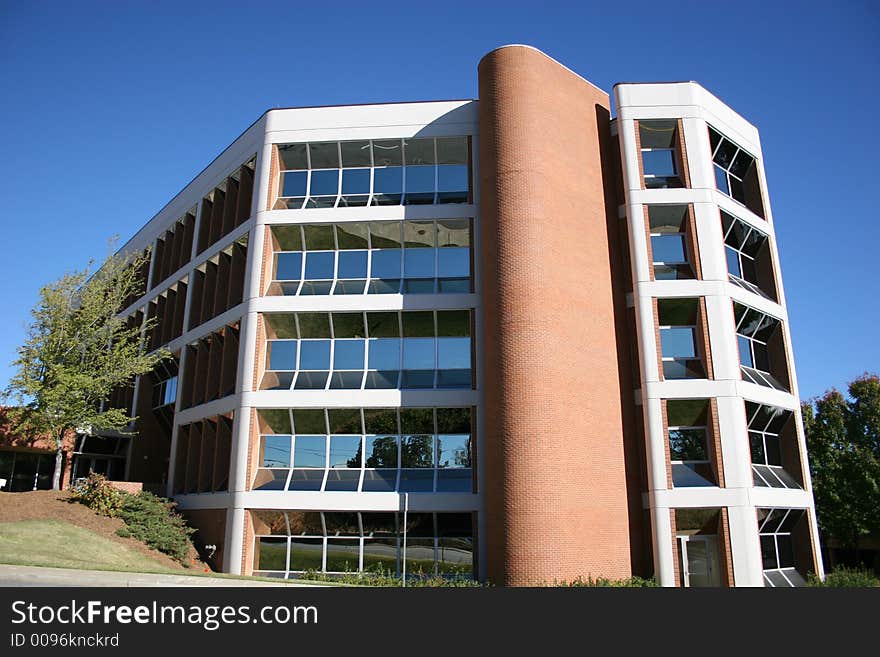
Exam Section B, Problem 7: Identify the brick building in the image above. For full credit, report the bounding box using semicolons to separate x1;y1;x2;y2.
76;45;821;586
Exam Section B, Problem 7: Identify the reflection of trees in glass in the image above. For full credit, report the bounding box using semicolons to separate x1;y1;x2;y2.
402;436;433;468
669;429;706;461
364;436;397;468
363;409;398;434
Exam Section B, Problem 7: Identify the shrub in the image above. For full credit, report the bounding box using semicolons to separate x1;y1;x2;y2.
116;492;196;564
298;567;486;587
808;567;880;588
558;575;659;587
68;473;124;517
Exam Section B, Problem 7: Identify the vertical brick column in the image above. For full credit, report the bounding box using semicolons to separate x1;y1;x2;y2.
478;46;633;586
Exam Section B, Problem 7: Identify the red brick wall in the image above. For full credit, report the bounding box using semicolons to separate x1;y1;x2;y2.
478;46;633;586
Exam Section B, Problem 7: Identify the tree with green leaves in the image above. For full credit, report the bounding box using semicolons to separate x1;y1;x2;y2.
4;244;169;490
802;373;880;548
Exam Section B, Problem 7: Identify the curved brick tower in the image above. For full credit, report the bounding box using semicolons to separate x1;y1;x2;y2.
478;46;634;585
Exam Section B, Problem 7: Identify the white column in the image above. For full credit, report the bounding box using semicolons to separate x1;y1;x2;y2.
728;504;764;586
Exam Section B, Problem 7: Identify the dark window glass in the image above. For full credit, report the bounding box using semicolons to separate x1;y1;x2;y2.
304;252;335;280
282;171;307;198
275;252;302;281
289;538;323;571
257;538;287;571
309;169;339;197
337;251;368;279
279;143;308;170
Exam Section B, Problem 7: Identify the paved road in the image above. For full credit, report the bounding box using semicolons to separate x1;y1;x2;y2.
0;565;327;587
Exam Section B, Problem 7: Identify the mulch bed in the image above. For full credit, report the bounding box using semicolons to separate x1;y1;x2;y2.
0;490;197;572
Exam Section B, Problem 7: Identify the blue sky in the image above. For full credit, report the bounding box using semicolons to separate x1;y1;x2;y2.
0;0;876;399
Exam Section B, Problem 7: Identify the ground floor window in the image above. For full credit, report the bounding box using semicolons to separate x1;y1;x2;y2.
251;510;475;580
0;450;55;492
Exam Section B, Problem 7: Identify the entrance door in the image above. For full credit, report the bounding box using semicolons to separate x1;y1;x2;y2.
679;535;721;587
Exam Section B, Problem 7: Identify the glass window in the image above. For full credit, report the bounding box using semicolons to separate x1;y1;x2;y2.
437;337;471;370
661;327;696;359
308;142;339;169
403;338;435;370
329;436;361;468
267;341;297;371
370;249;401;280
293;435;326;468
260;435;291;468
292;409;326;434
274;252;302;281
257;537;288;571
437;434;470;468
299;340;331;370
365;435;398;468
333;339;365;370
368;339;400;370
279;143;308;170
341;169;370;196
642;149;677;177
336;251;367;279
309;169;339;198
282;171;307;198
340;141;372;168
304;251;335;280
289;538;323;571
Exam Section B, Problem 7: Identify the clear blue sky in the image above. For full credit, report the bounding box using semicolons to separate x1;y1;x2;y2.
0;0;876;400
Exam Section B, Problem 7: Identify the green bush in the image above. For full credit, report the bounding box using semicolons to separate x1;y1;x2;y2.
116;492;196;564
557;575;659;587
808;567;880;587
68;473;124;517
299;567;486;587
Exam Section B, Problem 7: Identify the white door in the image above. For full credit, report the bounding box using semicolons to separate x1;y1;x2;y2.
679;535;722;587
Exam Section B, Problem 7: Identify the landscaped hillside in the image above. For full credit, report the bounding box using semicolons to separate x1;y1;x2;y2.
0;490;194;573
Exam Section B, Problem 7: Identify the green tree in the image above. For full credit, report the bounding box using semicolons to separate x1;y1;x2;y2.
802;373;880;547
4;244;169;490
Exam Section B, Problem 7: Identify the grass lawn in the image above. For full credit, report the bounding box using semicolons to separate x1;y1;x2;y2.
0;518;341;584
0;519;181;574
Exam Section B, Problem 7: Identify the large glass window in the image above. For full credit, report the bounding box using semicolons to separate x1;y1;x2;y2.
260;311;472;391
648;206;693;280
721;210;775;300
266;220;472;296
666;399;714;487
733;302;789;391
253;407;474;494
757;508;808;587
639;120;684;189
253;511;474;579
274;138;470;209
709;126;764;217
746;402;801;489
657;298;706;379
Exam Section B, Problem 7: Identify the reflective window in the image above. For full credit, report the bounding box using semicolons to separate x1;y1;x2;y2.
266;220;473;296
648;205;693;280
666;399;714;487
252;511;475;579
254;407;473;494
757;508;808;587
733;302;788;391
746;402;801;489
721;210;775;300
274;138;470;209
639;120;683;189
657;298;705;379
261;311;472;391
709;126;764;217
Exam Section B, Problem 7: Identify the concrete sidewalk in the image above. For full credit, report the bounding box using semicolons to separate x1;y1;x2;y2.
0;565;328;587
